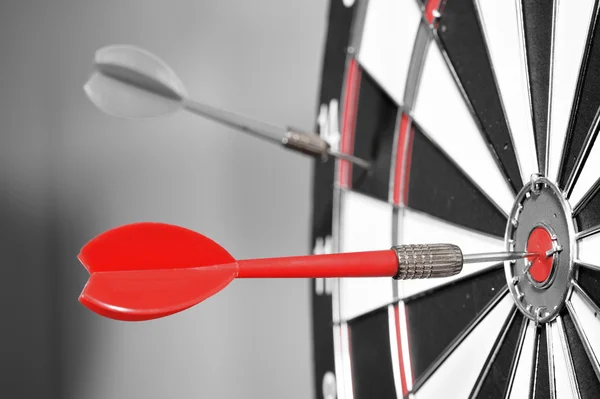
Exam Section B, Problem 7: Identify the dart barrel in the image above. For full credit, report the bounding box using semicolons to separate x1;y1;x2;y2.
392;244;463;280
281;127;330;160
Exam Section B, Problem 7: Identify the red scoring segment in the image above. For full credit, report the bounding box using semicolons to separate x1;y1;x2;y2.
393;113;413;206
424;0;443;25
526;227;554;283
339;58;361;189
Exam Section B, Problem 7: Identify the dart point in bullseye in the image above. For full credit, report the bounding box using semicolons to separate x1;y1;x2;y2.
77;222;539;322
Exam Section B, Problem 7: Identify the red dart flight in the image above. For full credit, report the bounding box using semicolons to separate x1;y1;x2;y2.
78;222;400;321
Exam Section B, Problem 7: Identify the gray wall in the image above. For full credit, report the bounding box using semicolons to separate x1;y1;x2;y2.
1;1;327;398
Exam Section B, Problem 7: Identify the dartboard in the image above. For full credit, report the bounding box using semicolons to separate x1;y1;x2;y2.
310;0;600;398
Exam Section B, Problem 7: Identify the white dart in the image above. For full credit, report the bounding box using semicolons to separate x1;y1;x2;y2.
84;45;370;169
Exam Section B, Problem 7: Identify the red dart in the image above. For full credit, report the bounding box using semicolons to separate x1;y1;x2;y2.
78;222;534;322
78;222;399;321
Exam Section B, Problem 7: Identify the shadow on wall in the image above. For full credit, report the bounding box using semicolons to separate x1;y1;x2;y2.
1;0;323;398
1;179;93;399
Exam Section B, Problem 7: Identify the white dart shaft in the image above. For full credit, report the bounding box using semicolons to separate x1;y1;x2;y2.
185;99;371;169
462;251;535;264
183;98;284;146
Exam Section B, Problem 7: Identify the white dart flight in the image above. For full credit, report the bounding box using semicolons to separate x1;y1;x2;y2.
84;44;370;169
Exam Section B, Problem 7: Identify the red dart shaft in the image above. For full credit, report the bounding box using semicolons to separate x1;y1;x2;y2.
236;250;399;278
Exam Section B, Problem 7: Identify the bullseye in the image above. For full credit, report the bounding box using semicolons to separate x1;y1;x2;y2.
526;227;554;284
505;175;575;323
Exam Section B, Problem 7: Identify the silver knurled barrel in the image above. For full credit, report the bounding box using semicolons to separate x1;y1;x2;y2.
392;244;463;280
281;128;330;160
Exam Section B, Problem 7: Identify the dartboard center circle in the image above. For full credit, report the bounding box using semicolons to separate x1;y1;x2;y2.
504;175;576;323
526;226;555;284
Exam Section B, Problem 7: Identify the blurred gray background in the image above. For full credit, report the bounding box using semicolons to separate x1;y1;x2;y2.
1;1;328;398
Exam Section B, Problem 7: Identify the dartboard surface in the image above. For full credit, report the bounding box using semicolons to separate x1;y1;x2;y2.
311;0;600;398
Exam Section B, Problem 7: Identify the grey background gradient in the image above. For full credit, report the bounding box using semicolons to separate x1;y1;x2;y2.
1;1;328;398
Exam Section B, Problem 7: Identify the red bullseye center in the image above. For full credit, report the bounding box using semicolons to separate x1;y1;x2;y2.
526;227;554;283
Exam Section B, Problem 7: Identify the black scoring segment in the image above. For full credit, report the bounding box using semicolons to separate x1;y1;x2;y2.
521;0;554;173
406;124;507;238
578;265;600;308
561;312;600;398
574;178;600;232
348;308;396;399
405;267;507;384
532;326;550;399
351;69;398;201
559;8;600;190
436;0;523;192
473;312;525;399
310;2;356;397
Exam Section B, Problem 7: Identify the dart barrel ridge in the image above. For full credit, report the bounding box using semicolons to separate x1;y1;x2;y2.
282;127;330;160
392;243;463;280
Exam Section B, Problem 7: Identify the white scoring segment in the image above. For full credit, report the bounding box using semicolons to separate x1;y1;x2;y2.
474;0;537;183
547;0;597;182
397;208;504;300
413;42;514;215
549;319;577;399
570;126;600;207
570;289;600;372
340;323;354;399
508;319;536;399
339;190;394;321
332;324;345;399
333;323;354;399
356;0;421;106
577;232;600;266
415;294;514;399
